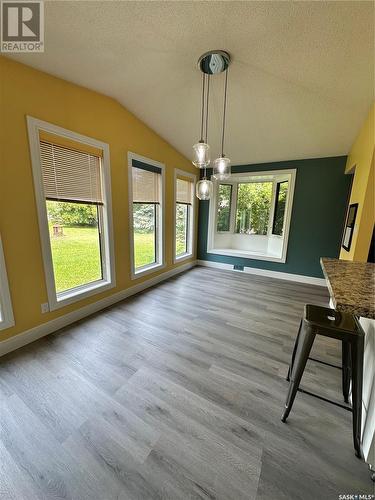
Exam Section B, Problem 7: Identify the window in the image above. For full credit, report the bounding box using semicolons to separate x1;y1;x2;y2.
27;117;115;310
217;184;232;232
235;182;273;235
0;236;14;331
272;181;288;236
207;169;296;263
133;202;157;268
175;172;195;260
40;143;104;293
129;154;164;277
176;203;188;255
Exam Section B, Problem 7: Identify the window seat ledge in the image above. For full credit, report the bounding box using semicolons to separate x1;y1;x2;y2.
207;248;285;263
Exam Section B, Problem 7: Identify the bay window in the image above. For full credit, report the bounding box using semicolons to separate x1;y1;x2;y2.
208;169;296;263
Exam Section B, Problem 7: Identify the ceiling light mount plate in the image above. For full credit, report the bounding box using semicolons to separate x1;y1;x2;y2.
198;50;231;75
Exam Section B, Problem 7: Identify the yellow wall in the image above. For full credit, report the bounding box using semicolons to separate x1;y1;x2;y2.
0;56;197;342
340;103;375;261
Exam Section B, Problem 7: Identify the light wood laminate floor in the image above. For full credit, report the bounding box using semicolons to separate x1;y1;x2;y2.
0;267;371;499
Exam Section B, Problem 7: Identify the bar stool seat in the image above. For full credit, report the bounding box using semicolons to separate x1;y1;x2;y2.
281;304;364;458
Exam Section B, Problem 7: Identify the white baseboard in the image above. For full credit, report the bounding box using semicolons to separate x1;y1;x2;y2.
0;261;196;357
197;259;327;287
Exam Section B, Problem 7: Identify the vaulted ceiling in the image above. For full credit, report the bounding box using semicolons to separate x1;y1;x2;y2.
9;1;374;165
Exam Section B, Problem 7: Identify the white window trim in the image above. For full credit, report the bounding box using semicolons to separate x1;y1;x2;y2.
0;236;15;330
207;168;296;263
128;152;166;279
173;169;196;263
27;116;116;311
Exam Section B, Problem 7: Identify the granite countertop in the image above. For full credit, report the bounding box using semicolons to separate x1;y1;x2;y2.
320;258;375;319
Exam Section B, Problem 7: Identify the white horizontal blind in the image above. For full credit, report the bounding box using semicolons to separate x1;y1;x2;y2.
40;141;103;204
176;178;192;204
132;167;160;203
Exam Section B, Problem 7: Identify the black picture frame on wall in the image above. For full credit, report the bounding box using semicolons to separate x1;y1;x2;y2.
342;203;358;251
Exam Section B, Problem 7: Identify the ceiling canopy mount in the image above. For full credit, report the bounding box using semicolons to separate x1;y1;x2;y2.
198;50;231;75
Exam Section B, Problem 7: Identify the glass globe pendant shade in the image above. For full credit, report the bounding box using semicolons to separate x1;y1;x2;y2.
213;156;231;180
192;141;210;168
196;178;213;200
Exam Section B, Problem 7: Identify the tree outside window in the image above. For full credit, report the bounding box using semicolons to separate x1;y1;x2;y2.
235;182;273;235
217;184;232;232
272;181;288;236
176;203;188;255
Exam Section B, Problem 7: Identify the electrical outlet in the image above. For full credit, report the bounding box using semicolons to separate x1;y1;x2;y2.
41;302;49;314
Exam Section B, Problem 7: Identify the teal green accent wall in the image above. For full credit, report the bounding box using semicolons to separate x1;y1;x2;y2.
198;156;350;278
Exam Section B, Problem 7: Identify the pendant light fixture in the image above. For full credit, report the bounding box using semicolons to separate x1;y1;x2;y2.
192;50;231;200
192;72;210;169
195;176;213;200
212;68;231;181
195;70;213;200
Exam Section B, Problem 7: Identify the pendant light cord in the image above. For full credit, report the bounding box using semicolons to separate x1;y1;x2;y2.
203;74;210;179
200;72;205;142
221;68;228;157
205;74;210;144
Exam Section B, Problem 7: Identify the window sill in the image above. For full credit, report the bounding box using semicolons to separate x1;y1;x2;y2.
174;252;193;264
49;279;115;311
131;262;166;280
208;248;285;263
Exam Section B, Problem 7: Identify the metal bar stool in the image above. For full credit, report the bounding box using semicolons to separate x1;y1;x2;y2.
281;304;364;458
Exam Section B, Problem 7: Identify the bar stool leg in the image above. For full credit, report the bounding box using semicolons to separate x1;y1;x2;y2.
287;319;303;382
342;341;351;404
350;336;364;458
282;324;315;423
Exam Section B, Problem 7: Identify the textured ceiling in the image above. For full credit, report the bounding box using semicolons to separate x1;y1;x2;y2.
8;1;375;165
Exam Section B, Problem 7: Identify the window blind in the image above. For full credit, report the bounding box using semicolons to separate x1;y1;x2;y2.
176;178;192;204
40;141;103;204
132;167;160;203
39;131;103;157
